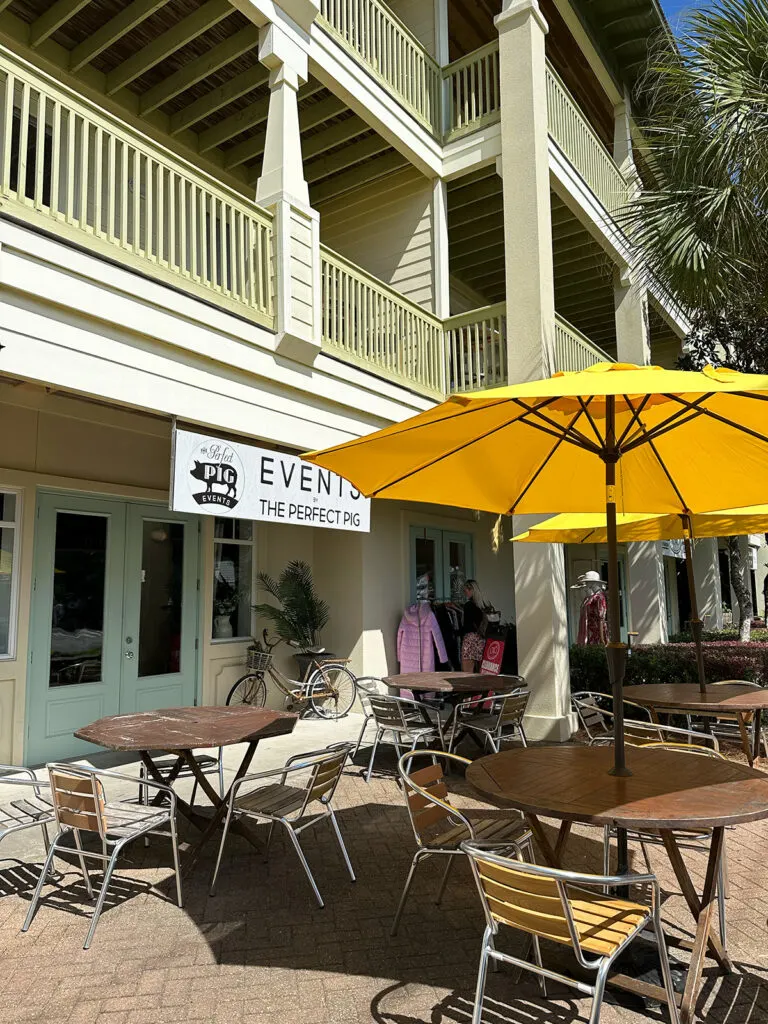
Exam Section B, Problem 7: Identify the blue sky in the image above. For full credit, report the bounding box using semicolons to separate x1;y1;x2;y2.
661;0;703;21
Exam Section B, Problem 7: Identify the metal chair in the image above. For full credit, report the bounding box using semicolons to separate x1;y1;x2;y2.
22;764;182;950
571;691;652;744
0;765;54;871
209;742;354;908
139;748;225;806
352;676;389;757
708;680;768;760
392;750;533;936
463;842;680;1024
592;707;720;751
604;740;729;948
448;688;529;753
365;694;445;783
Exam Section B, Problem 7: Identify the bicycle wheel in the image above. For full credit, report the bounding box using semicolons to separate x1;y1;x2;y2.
226;673;267;708
308;664;357;719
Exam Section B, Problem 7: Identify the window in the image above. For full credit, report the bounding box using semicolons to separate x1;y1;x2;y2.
212;518;253;641
0;491;20;659
409;526;474;603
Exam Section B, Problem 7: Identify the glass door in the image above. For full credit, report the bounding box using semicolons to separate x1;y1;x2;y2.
120;505;199;713
410;527;443;602
27;493;126;764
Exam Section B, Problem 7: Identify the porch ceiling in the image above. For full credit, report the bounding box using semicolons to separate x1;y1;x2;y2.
0;0;404;202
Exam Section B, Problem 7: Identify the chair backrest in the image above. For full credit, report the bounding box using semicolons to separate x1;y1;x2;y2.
369;694;426;731
571;692;611;741
497;690;530;726
304;744;350;807
621;716;719;751
355;676;388;703
48;764;107;838
398;750;472;849
639;741;726;759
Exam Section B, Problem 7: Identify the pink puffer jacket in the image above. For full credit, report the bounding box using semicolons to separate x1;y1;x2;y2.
397;603;448;673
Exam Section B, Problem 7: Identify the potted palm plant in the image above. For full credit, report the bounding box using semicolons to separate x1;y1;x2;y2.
253;560;331;677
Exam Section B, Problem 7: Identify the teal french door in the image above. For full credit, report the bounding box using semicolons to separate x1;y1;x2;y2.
27;493;200;765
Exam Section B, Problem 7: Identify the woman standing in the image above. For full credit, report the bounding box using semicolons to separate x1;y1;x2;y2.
461;579;486;672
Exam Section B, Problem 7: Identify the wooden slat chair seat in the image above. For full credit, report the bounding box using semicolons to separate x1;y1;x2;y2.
0;766;55;883
210;742;355;909
463;843;680;1024
391;750;533;937
22;764;182;950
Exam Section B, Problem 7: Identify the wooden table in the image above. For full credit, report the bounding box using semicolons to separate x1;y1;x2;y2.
628;683;768;766
467;743;768;1024
76;706;297;872
383;671;521;695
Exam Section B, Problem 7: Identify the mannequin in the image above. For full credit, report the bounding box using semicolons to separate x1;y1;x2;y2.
572;570;608;646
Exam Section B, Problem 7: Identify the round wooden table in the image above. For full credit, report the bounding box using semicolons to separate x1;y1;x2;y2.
467;744;768;1024
627;683;768;766
76;706;297;872
383;671;521;695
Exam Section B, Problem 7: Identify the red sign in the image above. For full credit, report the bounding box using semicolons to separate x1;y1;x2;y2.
480;638;504;675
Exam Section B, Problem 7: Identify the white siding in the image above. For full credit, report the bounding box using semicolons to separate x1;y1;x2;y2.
318;167;435;311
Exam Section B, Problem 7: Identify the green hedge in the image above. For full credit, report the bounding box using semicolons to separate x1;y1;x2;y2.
569;641;768;696
669;628;768;643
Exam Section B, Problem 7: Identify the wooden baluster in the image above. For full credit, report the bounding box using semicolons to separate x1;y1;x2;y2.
50;99;61;218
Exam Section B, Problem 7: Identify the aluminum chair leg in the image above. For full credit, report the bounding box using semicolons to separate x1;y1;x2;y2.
717;857;727;950
353;715;372;757
327;809;355;882
209;801;236;896
652;907;681;1024
471;928;492;1024
83;845;121;950
218;749;225;797
391;850;426;936
436;853;454;905
168;816;183;909
73;829;94;898
365;728;383;783
587;959;611;1024
518;722;528;748
190;779;199;807
531;934;547;995
602;824;611;875
264;820;276;859
284;823;324;908
21;836;60;934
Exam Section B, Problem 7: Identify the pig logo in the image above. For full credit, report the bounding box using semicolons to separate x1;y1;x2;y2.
187;442;243;510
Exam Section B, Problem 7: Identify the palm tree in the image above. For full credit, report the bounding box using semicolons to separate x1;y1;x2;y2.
623;0;768;314
254;560;330;649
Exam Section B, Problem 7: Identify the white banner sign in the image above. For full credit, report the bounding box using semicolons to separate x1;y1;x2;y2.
171;429;370;533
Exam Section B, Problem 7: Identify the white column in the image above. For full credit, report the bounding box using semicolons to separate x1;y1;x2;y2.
613;89;634;177
495;0;555;381
431;178;450;319
693;537;723;631
627;541;667;644
512;517;574;741
256;23;321;362
614;267;651;366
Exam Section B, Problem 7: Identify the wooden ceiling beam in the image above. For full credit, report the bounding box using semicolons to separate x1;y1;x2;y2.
448;176;501;212
237;90;344;171
141;24;260;114
106;0;232;95
450;211;503;244
449;194;503;228
301;115;369;160
200;92;270;154
305;134;391;184
170;62;267;135
450;239;505;270
30;0;93;48
311;151;408;205
70;0;170;71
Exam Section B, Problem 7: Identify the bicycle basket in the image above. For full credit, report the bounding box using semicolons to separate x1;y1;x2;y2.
246;648;273;672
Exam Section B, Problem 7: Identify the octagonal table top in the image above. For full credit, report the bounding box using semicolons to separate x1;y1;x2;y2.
466;744;768;831
627;683;768;713
75;706;297;752
383;671;524;694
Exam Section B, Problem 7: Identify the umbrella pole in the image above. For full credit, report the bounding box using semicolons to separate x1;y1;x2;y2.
605;397;631;780
682;515;707;695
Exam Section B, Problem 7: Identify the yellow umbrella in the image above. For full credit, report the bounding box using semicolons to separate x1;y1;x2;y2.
305;362;768;780
512;506;768;692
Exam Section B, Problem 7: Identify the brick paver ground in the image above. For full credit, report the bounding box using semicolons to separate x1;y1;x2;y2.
0;722;767;1024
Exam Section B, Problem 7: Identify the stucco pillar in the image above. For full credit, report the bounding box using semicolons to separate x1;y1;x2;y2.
495;0;556;381
614;268;651;366
693;537;723;631
432;178;451;320
256;24;321;362
613;89;634;177
627;541;668;644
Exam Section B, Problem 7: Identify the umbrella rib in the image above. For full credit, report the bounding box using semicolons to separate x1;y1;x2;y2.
576;396;604;447
513;400;602;455
616;394;651;449
622;409;706;452
620;395;711;451
645;436;689;511
663;394;768;446
508;407;590;513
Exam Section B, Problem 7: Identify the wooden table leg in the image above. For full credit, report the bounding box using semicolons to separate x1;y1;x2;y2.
737;714;754;768
753;709;763;764
525;814;570;867
660;827;731;1024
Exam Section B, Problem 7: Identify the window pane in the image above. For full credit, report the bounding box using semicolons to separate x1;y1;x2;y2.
213;542;252;638
139;521;184;677
0;493;16;523
0;527;14;655
414;537;437;601
448;541;469;602
50;513;106;687
214;517;253;542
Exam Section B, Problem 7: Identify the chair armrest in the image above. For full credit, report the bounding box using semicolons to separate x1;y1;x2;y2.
90;767;179;810
0;765;37;783
229;761;318;803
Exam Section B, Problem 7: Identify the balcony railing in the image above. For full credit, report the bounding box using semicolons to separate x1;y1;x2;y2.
554;314;613;372
318;0;441;132
444;303;507;393
321;245;445;397
443;42;501;141
0;52;274;328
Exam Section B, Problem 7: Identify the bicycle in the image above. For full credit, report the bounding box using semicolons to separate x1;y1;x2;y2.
226;631;358;719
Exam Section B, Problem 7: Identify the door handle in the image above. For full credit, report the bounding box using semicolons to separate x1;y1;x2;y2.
124;650;135;660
